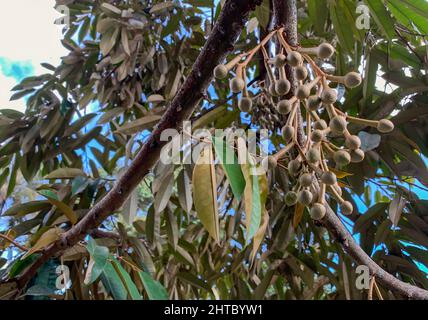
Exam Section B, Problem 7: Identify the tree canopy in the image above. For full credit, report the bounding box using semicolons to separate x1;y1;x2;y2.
1;0;428;300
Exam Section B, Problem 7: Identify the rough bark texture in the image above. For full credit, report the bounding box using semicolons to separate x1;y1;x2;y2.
15;0;262;289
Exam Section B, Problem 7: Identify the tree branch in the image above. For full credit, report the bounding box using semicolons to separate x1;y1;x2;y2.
14;0;262;289
322;204;428;300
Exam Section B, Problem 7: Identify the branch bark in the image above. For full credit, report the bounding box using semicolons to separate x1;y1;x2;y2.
14;0;262;289
322;204;428;300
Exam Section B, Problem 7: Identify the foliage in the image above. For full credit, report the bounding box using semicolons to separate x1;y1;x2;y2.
1;0;428;300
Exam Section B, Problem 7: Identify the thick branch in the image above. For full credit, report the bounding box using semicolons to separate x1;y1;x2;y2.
15;0;261;289
322;205;428;300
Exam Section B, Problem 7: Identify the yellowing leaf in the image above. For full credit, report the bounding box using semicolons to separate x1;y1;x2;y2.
329;167;354;179
39;190;78;225
0;230;17;250
147;94;165;103
250;209;269;264
24;228;61;258
293;203;305;229
44;168;86;180
192;146;219;243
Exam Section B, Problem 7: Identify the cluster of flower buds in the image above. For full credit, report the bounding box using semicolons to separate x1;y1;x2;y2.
213;28;394;220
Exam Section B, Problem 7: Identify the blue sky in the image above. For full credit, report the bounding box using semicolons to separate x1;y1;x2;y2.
0;0;66;112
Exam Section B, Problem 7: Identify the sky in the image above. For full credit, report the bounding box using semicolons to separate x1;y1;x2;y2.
0;0;67;112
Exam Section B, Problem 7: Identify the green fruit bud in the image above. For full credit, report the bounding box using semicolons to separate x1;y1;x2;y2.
299;173;313;187
296;85;310;100
314;119;328;130
262;156;277;170
310;203;326;220
334;150;351;166
321;88;337;104
321;171;337;185
285;191;298;206
317;43;335;59
275;79;291;96
308;95;322;111
377;119;394;133
344;72;362;88
306;148;320;163
298;190;313;206
281;125;295;142
238;97;253;112
345;135;361;150
329;116;347;134
350;149;365;163
288;159;301;176
310;129;324;143
230;77;245;93
295;65;308;80
214;64;228;79
340;201;353;215
287;51;303;67
274;54;287;67
277;100;292;115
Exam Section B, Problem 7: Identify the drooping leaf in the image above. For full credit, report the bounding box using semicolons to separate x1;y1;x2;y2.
192;146;220;242
212;136;246;201
138;271;169;300
38;190;78;225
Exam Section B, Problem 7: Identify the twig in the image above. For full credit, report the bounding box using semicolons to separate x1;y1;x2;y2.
0;233;28;252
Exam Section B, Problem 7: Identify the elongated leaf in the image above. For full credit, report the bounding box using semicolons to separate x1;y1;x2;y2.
2;201;50;217
116;115;161;135
240;151;262;242
363;0;396;40
24;228;61;258
212;136;246;201
192;146;219;242
39;190;78;225
84;237;109;285
110;257;142;300
44;168;86;180
100;262;128;300
177;169;193;213
389;194;406;227
139;272;168;300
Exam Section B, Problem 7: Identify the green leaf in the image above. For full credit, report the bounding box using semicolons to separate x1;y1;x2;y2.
138;272;169;300
363;0;396;40
240;155;262;243
38;190;78;225
84;237;109;285
254;0;270;29
307;0;327;34
110;257;142;300
100;262;128;300
212;136;246;201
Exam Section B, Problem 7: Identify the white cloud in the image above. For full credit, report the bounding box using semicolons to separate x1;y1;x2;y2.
0;0;67;112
